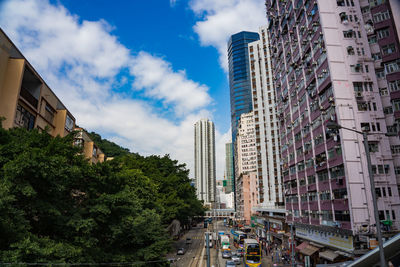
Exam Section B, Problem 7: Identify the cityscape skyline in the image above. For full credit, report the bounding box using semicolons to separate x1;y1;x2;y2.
0;0;267;181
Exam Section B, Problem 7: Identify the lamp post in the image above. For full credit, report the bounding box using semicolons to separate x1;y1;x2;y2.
326;121;387;267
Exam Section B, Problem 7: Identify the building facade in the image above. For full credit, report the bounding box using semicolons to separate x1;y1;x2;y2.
228;31;260;143
265;0;400;256
0;28;75;137
74;127;105;164
194;118;216;206
249;26;285;212
225;142;235;193
234;112;258;223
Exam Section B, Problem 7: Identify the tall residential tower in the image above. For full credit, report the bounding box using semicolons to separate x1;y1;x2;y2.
194;118;216;206
266;0;400;256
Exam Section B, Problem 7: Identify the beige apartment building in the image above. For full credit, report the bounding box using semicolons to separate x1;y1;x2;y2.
235;112;258;224
0;28;75;137
0;28;104;164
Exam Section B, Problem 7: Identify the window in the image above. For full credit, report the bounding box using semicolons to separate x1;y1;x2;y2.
377;28;390;39
384;60;400;74
376;187;382;198
65;114;74;131
391;145;400;154
394;167;400;175
376;69;385;79
335;210;350;221
389;80;400;92
347;46;355;55
368;142;379;152
343;30;355;38
372;52;382;60
368;35;377;44
379;210;385;220
361;122;370;132
373;10;390;23
350;64;363;73
392;210;396;220
14;104;35;130
380;87;388;96
384;106;393;114
393;99;400;112
353;82;363;92
382;44;396;55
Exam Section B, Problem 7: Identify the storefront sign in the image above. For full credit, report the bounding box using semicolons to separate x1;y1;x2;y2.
295;227;354;252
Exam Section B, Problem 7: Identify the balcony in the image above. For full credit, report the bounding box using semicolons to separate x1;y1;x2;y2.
20;86;38;109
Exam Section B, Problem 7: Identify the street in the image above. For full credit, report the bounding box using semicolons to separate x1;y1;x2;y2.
167;219;290;267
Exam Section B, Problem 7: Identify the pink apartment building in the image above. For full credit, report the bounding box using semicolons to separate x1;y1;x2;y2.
266;0;400;259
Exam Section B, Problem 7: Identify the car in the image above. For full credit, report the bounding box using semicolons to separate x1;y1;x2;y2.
177;248;185;255
232;254;241;264
236;249;244;257
226;260;236;266
186;238;192;244
222;250;232;259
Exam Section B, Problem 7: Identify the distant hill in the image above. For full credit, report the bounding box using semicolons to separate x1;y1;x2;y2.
87;131;131;158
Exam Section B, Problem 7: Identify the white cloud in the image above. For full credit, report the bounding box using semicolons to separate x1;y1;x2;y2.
0;0;225;178
130;51;212;116
189;0;267;71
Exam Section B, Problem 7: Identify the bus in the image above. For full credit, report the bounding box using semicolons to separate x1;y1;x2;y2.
243;239;261;267
233;230;247;248
220;235;230;251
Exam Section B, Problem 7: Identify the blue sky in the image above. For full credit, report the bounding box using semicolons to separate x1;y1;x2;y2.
0;0;267;179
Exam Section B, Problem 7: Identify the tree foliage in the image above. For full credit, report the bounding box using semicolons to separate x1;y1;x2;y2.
0;126;204;264
87;131;130;157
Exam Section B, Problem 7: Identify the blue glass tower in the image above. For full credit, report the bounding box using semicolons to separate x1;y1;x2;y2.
228;31;259;143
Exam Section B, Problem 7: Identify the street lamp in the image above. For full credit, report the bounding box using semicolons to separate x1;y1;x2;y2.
326;121;387;267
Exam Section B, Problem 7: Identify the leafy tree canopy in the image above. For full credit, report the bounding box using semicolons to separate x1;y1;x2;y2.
0;125;204;265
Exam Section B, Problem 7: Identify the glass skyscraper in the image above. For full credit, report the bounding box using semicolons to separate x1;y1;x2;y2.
228;31;259;142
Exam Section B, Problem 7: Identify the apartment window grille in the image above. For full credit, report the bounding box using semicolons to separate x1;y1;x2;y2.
384;60;400;74
391;145;400;154
309;192;318;202
389;80;400;92
318;170;329;182
321;210;333;221
350;64;363;73
333;188;347;199
373;10;390;23
307;175;316;184
377;28;390;39
382;43;396;56
320;191;331;200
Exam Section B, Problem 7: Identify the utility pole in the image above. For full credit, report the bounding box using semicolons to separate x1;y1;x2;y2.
291;223;295;267
206;232;210;267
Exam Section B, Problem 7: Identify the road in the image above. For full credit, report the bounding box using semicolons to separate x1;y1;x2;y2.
166;219;290;267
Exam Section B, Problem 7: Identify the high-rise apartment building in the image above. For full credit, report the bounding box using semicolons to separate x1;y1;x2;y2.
194;118;216;206
225;142;235;193
234;112;258;223
266;0;400;257
228;31;260;143
249;26;284;212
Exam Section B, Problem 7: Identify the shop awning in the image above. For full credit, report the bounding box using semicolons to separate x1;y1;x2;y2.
295;241;309;252
300;245;319;256
319;250;339;261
